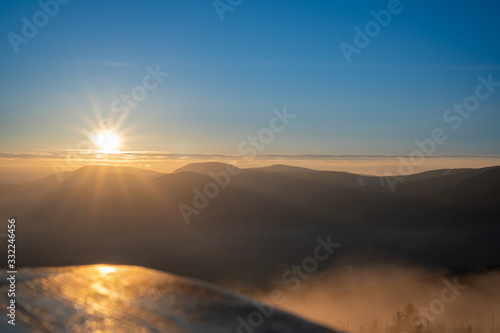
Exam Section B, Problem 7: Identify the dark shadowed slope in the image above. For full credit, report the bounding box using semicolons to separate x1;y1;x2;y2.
0;265;338;333
1;164;499;288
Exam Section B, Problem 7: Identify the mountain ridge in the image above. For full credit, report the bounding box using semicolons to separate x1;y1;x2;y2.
1;163;499;287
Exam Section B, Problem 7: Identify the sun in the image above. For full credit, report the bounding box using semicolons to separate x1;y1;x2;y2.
96;131;121;151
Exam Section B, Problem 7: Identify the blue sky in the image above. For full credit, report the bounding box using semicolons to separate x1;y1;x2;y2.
0;0;499;159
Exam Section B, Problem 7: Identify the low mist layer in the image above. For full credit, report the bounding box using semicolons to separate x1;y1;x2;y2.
252;263;500;333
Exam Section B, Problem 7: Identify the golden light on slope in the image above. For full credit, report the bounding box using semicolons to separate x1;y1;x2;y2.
97;266;116;274
96;131;121;152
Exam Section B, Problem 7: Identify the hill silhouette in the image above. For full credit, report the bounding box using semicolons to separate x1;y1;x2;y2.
1;163;499;288
173;161;241;174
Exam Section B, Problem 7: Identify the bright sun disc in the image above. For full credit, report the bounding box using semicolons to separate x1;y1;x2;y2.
97;131;121;151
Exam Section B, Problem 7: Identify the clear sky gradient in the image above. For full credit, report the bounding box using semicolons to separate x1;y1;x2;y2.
0;0;499;180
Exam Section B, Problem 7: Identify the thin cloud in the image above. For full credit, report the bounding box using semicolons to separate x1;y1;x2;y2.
1;151;500;161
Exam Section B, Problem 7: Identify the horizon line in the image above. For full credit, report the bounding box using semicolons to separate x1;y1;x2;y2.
1;150;500;161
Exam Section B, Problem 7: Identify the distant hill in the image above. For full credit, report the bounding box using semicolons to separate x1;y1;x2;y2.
173;161;240;175
64;164;161;181
252;164;315;173
1;163;499;288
